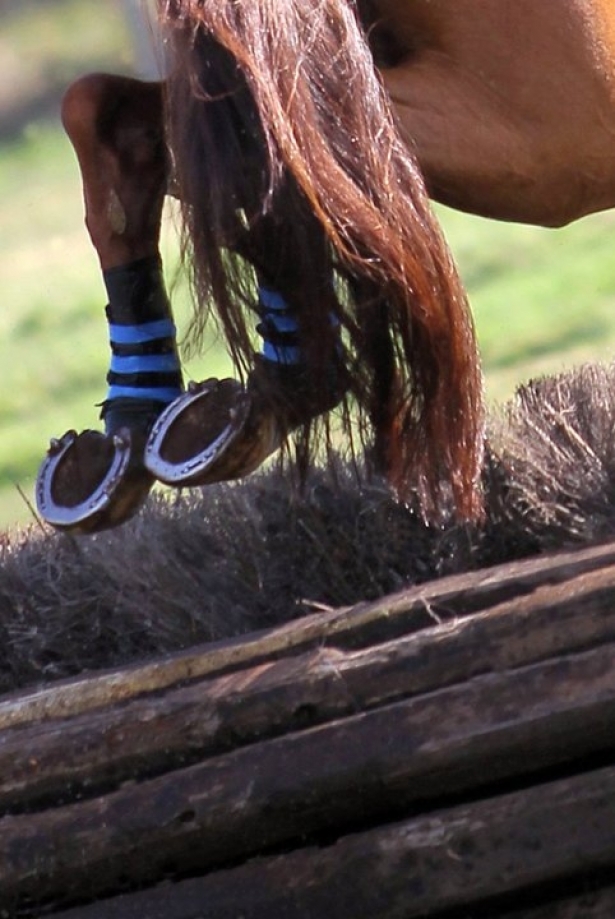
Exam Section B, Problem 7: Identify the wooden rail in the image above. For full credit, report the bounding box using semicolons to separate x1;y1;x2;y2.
2;540;615;916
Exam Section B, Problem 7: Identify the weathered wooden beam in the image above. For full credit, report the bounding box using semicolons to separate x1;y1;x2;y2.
4;542;615;914
51;887;615;919
2;641;615;911
1;539;615;732
47;766;615;919
505;888;615;919
2;562;615;813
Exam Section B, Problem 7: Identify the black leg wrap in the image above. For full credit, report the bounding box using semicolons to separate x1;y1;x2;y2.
103;255;172;324
102;255;183;435
36;259;185;533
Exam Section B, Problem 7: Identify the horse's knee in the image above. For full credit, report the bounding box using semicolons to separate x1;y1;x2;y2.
61;74;164;149
61;74;111;142
60;74;169;268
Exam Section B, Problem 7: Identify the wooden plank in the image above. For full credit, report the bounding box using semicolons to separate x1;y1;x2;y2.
2;539;615;731
3;565;615;812
50;887;615;919
46;767;615;919
3;643;615;909
504;888;615;919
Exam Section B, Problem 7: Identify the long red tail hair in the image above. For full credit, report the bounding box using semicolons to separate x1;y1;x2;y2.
160;0;484;519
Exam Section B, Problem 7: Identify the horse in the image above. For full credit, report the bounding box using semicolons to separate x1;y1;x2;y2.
36;0;615;533
369;0;615;227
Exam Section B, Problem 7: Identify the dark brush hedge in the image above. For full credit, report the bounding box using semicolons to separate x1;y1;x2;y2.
2;362;615;694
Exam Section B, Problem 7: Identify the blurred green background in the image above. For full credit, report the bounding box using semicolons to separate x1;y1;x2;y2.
2;0;615;532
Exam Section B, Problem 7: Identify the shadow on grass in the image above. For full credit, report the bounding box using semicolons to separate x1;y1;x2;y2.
487;318;613;370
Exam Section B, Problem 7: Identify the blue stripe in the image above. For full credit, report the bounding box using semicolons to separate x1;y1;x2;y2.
261;342;303;364
109;319;177;345
259;287;289;312
106;385;183;403
264;313;299;334
109;353;181;375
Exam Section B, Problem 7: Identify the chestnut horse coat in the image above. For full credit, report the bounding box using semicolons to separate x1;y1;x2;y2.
372;0;615;226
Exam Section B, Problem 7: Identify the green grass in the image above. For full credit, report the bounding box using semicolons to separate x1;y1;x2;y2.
438;206;615;404
2;0;615;532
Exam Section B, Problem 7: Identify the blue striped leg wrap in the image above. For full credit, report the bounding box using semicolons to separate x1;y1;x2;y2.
256;285;340;366
102;257;183;434
256;286;302;365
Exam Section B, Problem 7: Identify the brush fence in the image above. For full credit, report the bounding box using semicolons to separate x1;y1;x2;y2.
2;541;615;917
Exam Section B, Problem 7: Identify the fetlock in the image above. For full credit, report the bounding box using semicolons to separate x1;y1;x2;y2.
248;356;346;431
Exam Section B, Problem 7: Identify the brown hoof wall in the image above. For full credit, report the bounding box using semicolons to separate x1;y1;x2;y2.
36;428;153;534
144;378;282;487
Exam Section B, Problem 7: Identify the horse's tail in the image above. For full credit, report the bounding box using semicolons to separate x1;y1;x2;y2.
162;0;484;520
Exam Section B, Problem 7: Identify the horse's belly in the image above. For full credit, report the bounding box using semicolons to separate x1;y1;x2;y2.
373;0;615;224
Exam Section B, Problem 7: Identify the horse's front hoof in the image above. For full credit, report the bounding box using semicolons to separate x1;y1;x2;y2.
36;428;154;534
144;378;282;487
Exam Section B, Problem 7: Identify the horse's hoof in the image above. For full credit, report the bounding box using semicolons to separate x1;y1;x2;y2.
36;428;154;534
144;378;282;487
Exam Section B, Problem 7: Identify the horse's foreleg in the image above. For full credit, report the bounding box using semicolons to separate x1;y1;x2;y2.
37;75;184;533
144;205;346;490
61;73;169;269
